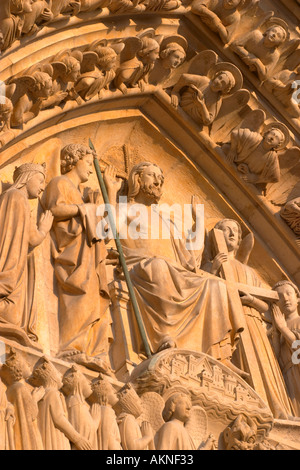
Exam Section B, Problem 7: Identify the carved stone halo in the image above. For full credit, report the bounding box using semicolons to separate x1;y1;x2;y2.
263;122;290;150
208;62;243;95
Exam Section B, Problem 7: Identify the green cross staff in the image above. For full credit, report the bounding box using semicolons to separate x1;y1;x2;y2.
89;139;152;359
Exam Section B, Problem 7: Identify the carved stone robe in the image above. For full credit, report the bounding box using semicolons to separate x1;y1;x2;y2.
180;75;222;126
156;420;196;450
6;381;43;450
277;316;300;416
97;406;122;450
37;388;72;450
0;189;37;339
120;207;243;359
227;259;292;419
65;393;98;450
231;128;280;184
42;176;110;357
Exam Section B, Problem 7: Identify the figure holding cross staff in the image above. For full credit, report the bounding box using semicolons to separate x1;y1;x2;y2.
203;218;292;419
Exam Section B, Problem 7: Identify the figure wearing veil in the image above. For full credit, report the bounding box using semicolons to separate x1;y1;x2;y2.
0;163;53;345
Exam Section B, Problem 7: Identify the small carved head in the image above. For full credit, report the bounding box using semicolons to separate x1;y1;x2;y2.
127;162;164;203
91;373;118;407
62;365;92;399
137;38;160;64
117;384;143;418
273;281;300;316
211;70;236;95
60;56;82;83
162;392;192;424
160;43;186;70
262;128;286;151
263;26;288;48
12;162;46;199
60;143;95;175
10;0;33;14
31;71;53;99
214;218;242;253
0;348;31;385
29;357;63;389
95;46;118;71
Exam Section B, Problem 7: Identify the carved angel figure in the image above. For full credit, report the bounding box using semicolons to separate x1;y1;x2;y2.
75;42;124;101
41;51;83;108
29;357;93;450
9;69;53;127
117;384;155;450
15;0;53;36
91;374;122;450
62;366;98;450
280;198;300;237
0;163;53;346
171;50;248;131
0;0;27;52
149;35;187;86
272;281;300;417
223;113;293;191
0;348;42;450
191;0;257;44
231;17;289;81
265;46;300;119
156;392;216;450
114;31;160;94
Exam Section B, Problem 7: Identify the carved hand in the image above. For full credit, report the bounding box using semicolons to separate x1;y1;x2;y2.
74;437;93;451
239;292;255;307
103;165;123;199
271;304;288;331
211;252;228;275
140;421;154;439
5;403;15;425
91;403;101;427
38;210;54;235
171;93;180;109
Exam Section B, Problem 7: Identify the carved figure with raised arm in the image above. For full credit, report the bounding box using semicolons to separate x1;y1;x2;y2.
223;116;292;191
62;365;98;449
42;144;111;373
0;163;53;346
231;18;289;81
9;70;53;127
104;162;248;375
75;42;124;101
191;0;256;45
114;31;160;94
117;384;155;450
171;50;249;130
